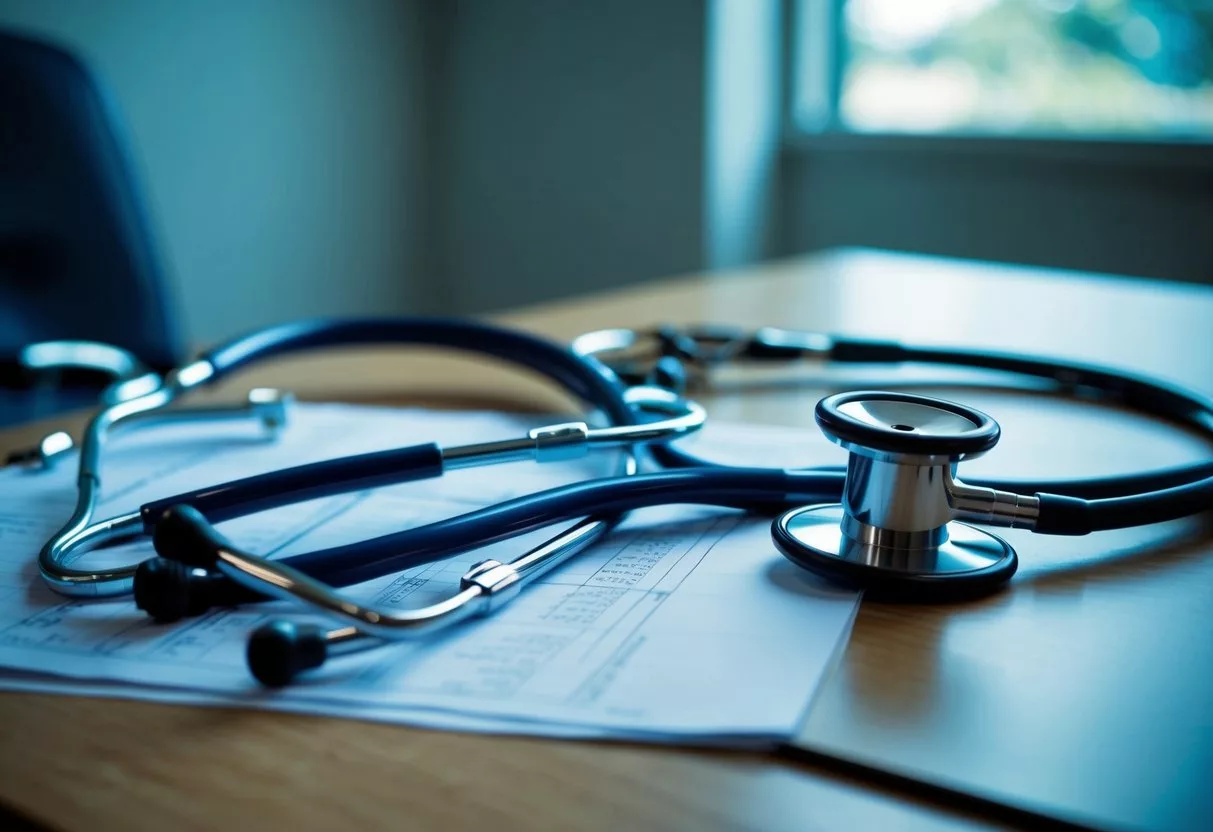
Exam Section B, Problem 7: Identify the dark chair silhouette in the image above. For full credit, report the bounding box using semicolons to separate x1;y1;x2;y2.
0;28;183;427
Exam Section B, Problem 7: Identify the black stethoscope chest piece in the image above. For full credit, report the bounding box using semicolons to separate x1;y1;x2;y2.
772;391;1019;601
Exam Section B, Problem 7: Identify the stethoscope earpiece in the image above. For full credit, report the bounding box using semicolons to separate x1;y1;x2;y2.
773;391;1020;601
247;621;328;688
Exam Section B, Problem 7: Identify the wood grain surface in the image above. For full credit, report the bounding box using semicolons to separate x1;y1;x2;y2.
2;248;1210;831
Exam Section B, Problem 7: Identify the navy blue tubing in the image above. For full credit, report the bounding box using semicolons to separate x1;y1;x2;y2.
142;448;1213;569
144;327;1213;612
143;318;642;531
154;462;1213;593
784;463;1213;501
1036;477;1213;535
650;337;1213;496
134;317;641;619
201;317;636;427
138;433;1213;544
155;469;834;575
140;443;446;529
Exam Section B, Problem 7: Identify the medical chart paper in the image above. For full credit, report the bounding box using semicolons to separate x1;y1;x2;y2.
0;404;857;744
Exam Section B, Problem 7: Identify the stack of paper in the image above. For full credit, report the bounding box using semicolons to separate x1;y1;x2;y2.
0;403;857;747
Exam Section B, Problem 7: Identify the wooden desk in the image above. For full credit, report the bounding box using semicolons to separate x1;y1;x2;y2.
1;249;1210;831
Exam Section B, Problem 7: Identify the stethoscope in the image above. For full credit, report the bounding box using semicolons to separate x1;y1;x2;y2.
23;318;702;611
22;321;1213;687
125;323;1212;686
573;326;1213;581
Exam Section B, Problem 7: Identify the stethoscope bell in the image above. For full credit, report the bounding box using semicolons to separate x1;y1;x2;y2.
772;391;1019;601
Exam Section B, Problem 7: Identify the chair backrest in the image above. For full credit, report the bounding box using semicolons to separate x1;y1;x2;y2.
0;28;183;371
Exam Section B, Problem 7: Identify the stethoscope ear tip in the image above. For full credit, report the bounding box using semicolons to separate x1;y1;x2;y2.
247;621;328;688
151;505;226;568
133;558;195;622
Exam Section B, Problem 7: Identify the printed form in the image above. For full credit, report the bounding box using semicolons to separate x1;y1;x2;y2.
0;404;857;744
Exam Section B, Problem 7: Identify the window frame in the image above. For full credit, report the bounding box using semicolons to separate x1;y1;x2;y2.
782;0;1213;173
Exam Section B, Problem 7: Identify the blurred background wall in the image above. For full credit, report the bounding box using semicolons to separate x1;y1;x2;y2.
0;0;726;345
425;0;713;313
0;0;430;345
1;0;1210;347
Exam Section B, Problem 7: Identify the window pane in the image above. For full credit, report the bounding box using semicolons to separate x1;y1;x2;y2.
839;0;1213;137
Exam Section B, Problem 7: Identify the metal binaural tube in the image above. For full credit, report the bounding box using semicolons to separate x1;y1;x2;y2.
37;377;290;597
242;514;623;686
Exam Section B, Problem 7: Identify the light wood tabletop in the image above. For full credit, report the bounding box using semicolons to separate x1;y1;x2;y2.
1;248;1210;831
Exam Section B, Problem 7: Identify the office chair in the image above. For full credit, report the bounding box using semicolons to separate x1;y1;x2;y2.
0;28;183;427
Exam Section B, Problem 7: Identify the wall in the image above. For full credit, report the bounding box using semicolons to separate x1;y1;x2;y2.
3;1;1208;353
705;0;782;270
426;0;709;314
1;0;718;337
0;0;427;345
780;138;1213;287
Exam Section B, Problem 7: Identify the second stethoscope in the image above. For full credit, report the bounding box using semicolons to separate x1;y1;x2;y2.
140;324;1212;686
26;318;703;603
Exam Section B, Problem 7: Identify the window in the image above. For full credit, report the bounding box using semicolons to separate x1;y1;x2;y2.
794;0;1213;138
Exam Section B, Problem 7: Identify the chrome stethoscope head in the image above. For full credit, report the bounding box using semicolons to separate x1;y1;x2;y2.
773;391;1038;601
